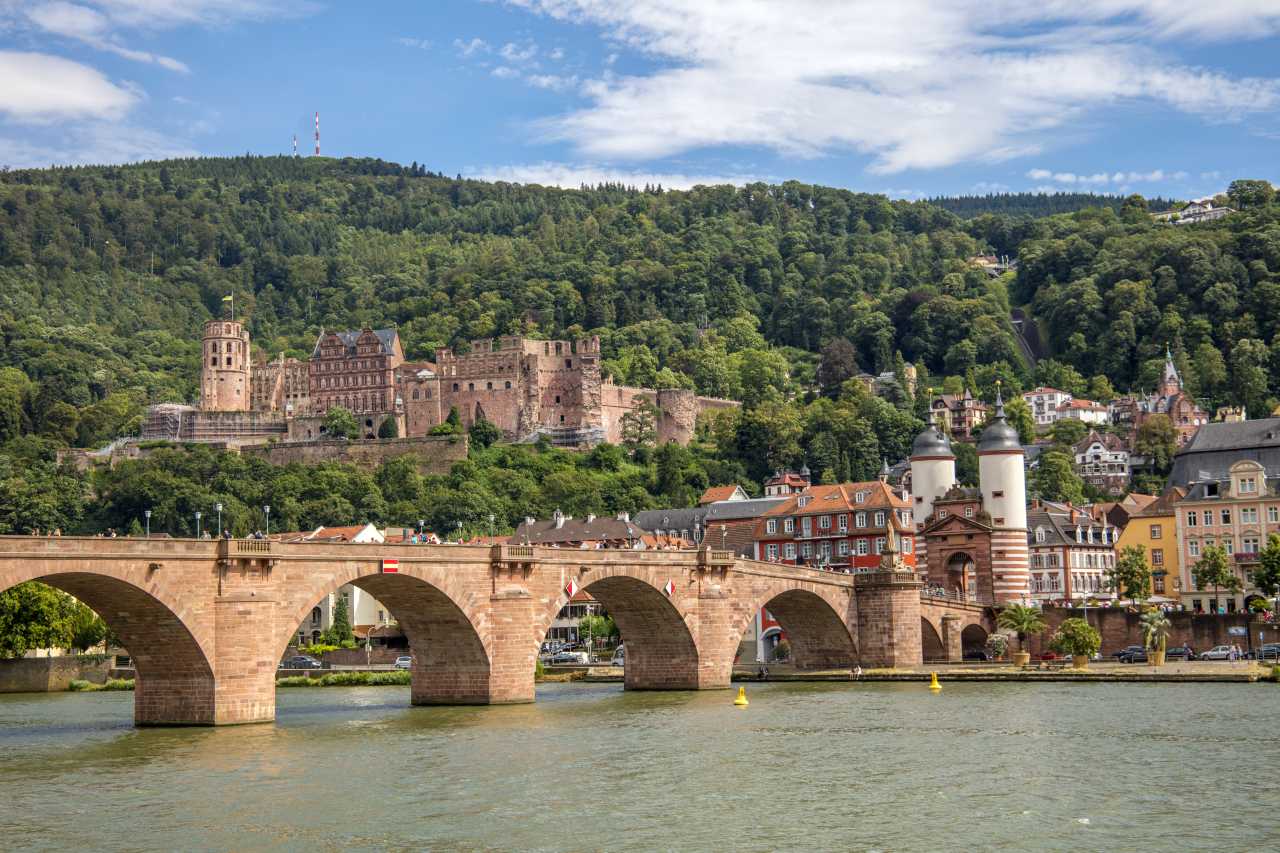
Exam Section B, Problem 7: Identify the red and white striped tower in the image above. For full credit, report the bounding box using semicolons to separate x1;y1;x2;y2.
908;414;956;567
314;111;320;156
977;384;1031;603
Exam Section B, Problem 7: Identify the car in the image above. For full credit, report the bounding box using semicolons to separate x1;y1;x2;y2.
1117;647;1148;663
962;650;989;662
1112;645;1145;661
280;654;323;669
549;650;590;665
394;655;413;670
1038;651;1059;661
610;645;625;667
1165;646;1194;661
1200;645;1235;660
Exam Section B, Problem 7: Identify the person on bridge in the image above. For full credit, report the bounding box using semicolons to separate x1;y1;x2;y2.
223;529;232;539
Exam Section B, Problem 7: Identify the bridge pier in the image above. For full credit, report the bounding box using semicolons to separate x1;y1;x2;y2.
940;614;964;663
854;569;923;669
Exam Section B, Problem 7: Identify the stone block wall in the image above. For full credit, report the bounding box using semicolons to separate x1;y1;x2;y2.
1027;606;1280;656
0;656;113;693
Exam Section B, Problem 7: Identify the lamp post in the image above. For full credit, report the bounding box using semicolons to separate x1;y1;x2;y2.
455;520;463;542
195;511;202;539
263;505;271;537
144;509;151;538
488;513;496;537
215;502;223;537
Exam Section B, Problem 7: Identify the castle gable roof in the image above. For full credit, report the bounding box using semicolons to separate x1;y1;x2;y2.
312;328;399;357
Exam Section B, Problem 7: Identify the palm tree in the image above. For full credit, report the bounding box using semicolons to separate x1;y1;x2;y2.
1140;609;1171;665
996;604;1047;660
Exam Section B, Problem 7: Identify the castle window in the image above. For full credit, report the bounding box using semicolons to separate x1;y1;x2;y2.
486;382;493;390
226;357;232;366
412;390;420;400
468;383;475;391
559;415;565;423
505;381;511;389
555;395;561;404
211;358;217;367
453;383;459;391
992;490;1004;498
565;359;572;369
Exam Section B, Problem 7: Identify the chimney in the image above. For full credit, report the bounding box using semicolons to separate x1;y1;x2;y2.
553;509;565;529
616;511;630;522
586;513;596;524
525;516;535;526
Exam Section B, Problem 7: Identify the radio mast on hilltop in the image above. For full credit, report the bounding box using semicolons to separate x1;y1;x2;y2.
292;134;297;157
314;111;320;156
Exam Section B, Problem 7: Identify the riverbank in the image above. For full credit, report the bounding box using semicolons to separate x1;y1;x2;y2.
729;660;1278;684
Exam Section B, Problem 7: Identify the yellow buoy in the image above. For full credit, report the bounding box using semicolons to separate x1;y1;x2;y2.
734;686;749;707
929;672;942;692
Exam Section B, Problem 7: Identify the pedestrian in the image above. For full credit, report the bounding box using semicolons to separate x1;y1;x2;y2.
223;528;232;539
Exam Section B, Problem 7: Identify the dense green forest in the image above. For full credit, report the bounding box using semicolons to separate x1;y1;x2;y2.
928;192;1176;219
0;158;1278;532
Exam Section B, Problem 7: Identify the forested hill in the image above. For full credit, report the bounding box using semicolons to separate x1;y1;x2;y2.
929;192;1176;218
0;156;1277;454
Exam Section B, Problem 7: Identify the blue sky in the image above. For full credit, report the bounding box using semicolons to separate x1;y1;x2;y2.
1;0;1278;199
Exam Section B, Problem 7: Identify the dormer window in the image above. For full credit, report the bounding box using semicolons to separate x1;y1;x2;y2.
1240;477;1257;494
855;491;866;504
1035;527;1045;543
798;496;811;508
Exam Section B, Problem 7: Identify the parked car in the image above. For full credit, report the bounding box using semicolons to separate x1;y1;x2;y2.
1200;645;1235;660
1038;651;1059;661
1243;644;1280;661
610;645;625;667
1112;645;1145;661
1117;647;1148;663
280;655;323;670
394;655;413;670
549;650;590;665
1165;646;1194;661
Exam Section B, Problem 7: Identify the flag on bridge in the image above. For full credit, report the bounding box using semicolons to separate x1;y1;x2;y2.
381;558;399;573
663;580;675;597
565;578;579;598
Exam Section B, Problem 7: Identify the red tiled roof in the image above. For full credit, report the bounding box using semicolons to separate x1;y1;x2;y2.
755;481;910;538
699;485;740;504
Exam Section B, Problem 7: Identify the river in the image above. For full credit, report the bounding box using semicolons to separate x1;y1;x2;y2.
0;681;1276;851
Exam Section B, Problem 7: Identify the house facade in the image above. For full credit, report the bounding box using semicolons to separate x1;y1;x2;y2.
1073;430;1131;494
1027;505;1119;605
1023;387;1073;427
930;390;989;440
1114;490;1184;602
753;481;915;572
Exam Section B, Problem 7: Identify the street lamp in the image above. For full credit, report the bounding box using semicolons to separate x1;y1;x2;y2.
195;511;202;539
144;509;151;538
263;505;271;537
215;503;223;537
488;513;496;537
456;520;463;542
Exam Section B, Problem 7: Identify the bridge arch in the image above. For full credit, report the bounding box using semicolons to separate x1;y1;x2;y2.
728;580;857;672
961;623;990;657
921;617;946;662
278;564;494;705
0;567;216;726
534;565;701;691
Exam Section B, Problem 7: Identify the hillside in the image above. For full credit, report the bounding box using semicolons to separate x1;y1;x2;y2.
929;192;1176;218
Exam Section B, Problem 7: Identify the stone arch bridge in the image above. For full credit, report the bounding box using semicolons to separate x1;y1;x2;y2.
0;537;993;726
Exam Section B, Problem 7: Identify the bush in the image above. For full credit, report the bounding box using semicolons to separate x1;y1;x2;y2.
1050;618;1101;658
772;639;792;662
277;670;411;688
68;679;95;691
68;677;134;692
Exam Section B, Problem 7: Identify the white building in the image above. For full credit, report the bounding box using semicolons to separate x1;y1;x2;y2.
282;524;397;645
1023;387;1074;426
1057;398;1110;425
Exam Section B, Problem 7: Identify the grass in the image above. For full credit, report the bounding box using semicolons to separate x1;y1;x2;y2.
68;678;135;692
277;670;411;687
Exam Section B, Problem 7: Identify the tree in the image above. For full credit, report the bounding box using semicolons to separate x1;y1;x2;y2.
1106;544;1152;604
468;416;501;449
1134;415;1177;476
1227;179;1275;209
1049;617;1101;659
66;600;108;653
1003;395;1035;444
324;593;355;646
1140;608;1171;658
377;417;399;439
996;604;1046;653
620;400;658;457
0;582;75;658
817;338;859;397
1191;545;1241;612
1048;418;1088;448
323;407;358;440
578;613;618;648
1030;448;1085;504
1252;533;1280;606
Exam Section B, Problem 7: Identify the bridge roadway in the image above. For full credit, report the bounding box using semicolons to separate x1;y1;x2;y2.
0;536;992;726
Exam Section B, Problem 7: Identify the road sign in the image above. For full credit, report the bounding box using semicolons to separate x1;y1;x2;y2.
381;558;399;573
1227;626;1246;636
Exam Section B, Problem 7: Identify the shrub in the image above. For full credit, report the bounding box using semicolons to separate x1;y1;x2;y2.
102;678;134;691
68;679;94;691
1050;618;1101;658
772;639;792;662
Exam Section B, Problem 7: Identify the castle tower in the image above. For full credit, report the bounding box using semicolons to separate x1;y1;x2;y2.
976;386;1030;603
200;318;251;412
1159;344;1181;397
909;419;956;565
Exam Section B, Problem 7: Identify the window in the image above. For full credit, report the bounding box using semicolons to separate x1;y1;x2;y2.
766;519;777;535
798;496;811;508
855;491;866;504
818;515;831;530
1189;540;1200;557
1149;524;1162;539
992;490;1004;498
1222;509;1232;525
1241;477;1258;494
1035;527;1046;543
1224;539;1234;555
453;383;459;391
819;541;832;559
555;395;561;404
1270;507;1279;523
1203;511;1213;526
901;537;912;554
855;512;867;528
938;510;948;518
766;544;779;561
783;518;794;533
874;536;886;554
468;382;475;391
784;543;796;559
565;359;572;368
1187;511;1197;527
1242;508;1258;524
1153;575;1165;594
964;506;974;518
801;543;813;558
802;517;812;535
856;539;869;556
838;514;848;532
1243;537;1260;554
838;540;850;556
874;511;886;527
1151;548;1164;566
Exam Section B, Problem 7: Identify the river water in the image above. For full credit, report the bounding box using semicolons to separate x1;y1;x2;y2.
0;681;1276;852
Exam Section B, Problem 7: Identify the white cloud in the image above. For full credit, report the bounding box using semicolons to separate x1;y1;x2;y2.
0;121;196;168
454;37;490;57
501;0;1280;173
526;73;579;92
470;161;767;190
26;1;189;71
549;46;564;60
1026;167;1190;185
397;36;431;50
87;0;312;29
971;181;1011;193
0;50;137;122
499;41;537;62
491;66;520;79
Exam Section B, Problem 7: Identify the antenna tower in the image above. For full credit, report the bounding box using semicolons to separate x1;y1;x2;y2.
314;111;320;156
292;134;297;157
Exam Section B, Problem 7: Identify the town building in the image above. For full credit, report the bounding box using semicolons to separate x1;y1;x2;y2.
911;391;1031;603
763;468;811;497
634;496;787;557
1057;398;1109;425
752;479;915;572
1023;387;1073;427
1073;430;1131;494
1168;417;1280;488
1175;459;1279;614
1027;504;1118;605
1109;348;1208;448
277;524;397;646
1216;406;1247;423
512;510;648;548
1114;489;1186;603
929;390;989;440
699;485;749;505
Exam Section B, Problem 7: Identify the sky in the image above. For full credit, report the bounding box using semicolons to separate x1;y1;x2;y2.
1;0;1278;199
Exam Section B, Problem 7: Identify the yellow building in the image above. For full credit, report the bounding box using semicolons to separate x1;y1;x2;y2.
1115;489;1185;602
